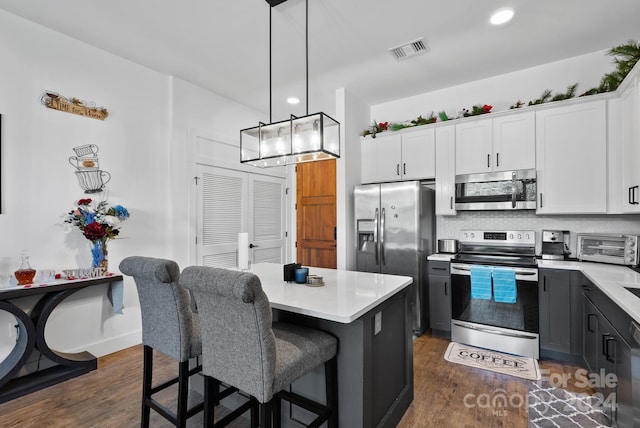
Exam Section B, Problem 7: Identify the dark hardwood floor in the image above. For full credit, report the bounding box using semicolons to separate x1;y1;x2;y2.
0;333;589;428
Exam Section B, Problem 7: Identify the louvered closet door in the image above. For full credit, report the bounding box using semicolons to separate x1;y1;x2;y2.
196;165;247;268
249;175;286;264
196;164;285;268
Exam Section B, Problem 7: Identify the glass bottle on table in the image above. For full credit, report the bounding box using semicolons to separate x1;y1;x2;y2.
15;250;36;285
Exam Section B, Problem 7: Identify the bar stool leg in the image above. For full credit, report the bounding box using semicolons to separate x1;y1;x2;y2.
272;395;281;428
176;361;190;428
204;376;215;427
259;401;273;428
141;345;153;428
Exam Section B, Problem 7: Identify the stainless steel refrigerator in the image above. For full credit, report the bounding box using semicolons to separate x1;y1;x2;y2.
354;181;435;335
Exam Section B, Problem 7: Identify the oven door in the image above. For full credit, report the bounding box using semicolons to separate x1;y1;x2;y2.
450;263;540;358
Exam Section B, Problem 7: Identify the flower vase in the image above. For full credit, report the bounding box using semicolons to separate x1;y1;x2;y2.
91;240;108;274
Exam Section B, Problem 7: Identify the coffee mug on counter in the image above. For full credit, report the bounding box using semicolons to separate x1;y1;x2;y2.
295;268;309;284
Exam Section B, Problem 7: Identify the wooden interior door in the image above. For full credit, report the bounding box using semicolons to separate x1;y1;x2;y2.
296;159;337;268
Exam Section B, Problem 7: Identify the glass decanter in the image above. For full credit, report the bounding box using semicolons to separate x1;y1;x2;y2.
15;250;36;285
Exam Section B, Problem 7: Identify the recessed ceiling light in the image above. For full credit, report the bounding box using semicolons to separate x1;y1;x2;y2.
287;97;300;105
490;8;514;25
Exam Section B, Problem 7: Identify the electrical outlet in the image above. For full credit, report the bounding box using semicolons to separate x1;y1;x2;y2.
374;311;382;335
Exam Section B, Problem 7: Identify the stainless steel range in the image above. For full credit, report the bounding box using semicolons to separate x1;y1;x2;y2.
450;230;539;359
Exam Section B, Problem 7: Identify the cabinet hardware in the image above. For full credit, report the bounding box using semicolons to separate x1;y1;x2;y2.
543;276;547;292
444;281;448;296
403;163;406;175
629;186;633;205
632;185;640;205
396;164;400;176
487;154;490;168
450;196;453;210
432;267;447;271
539;193;543;208
602;333;612;357
587;313;597;333
605;336;616;363
496;153;500;167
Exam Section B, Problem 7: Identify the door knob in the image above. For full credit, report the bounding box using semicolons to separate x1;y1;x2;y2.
249;243;258;248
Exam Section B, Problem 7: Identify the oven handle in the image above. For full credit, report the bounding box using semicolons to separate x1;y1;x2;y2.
450;264;538;278
511;171;516;209
452;321;538;340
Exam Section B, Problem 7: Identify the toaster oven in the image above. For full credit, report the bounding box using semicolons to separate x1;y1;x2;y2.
576;233;639;266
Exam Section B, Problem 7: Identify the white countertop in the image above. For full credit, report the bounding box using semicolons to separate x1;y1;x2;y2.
535;260;640;324
248;263;413;324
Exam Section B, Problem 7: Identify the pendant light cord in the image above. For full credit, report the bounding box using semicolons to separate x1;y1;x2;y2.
269;3;272;123
305;0;309;116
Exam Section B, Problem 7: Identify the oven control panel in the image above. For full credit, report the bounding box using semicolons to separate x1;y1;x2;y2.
460;230;535;245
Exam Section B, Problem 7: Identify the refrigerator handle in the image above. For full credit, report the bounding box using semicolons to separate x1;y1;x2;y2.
374;208;379;265
381;207;386;266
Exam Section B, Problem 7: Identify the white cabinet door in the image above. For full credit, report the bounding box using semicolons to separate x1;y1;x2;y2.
402;128;436;180
620;79;640;212
375;134;403;182
435;125;456;215
536;100;607;214
455;119;493;174
493;111;536;172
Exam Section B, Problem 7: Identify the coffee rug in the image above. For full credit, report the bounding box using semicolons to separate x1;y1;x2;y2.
528;382;609;427
444;342;541;380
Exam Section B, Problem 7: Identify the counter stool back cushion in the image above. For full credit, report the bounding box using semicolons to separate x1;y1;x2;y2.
120;256;201;361
180;267;338;421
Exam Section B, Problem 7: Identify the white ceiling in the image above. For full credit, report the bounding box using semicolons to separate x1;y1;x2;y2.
1;0;639;121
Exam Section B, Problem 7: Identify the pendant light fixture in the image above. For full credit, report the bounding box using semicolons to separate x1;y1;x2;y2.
240;0;340;168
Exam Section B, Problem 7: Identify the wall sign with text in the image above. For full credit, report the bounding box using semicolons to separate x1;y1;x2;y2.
40;91;108;121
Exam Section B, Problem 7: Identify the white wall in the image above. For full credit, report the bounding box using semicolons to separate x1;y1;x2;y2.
371;50;614;124
0;10;172;359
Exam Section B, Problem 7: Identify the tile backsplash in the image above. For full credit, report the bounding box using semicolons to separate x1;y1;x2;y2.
436;211;640;257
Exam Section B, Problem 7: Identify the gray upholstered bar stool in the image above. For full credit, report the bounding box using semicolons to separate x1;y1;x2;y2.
119;256;204;428
180;266;339;428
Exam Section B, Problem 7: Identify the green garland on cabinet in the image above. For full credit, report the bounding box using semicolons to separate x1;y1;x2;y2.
363;40;640;137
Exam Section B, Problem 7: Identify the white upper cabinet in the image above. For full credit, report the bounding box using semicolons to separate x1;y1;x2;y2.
536;99;607;214
620;75;640;212
455;112;535;175
360;128;436;183
455;119;493;174
435;125;456;215
492;112;536;172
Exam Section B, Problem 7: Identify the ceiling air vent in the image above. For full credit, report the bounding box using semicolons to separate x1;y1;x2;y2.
388;38;429;61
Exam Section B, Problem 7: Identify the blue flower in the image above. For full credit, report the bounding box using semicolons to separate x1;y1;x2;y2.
113;205;129;219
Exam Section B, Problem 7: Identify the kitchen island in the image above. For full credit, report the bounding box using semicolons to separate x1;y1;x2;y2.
242;263;414;428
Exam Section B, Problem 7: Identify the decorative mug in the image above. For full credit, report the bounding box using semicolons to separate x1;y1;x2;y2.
75;170;111;193
69;156;99;170
72;144;99;157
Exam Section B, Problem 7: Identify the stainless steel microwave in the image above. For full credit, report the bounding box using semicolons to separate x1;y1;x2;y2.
577;233;640;266
455;169;537;211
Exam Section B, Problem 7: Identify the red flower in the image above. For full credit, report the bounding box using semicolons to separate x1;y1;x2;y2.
83;222;106;241
378;122;389;131
482;104;493;113
78;198;92;205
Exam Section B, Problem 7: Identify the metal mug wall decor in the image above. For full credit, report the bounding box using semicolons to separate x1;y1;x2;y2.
69;144;111;193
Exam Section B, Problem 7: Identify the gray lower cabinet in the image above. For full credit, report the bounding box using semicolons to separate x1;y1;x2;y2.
428;261;451;336
581;281;635;427
538;269;583;362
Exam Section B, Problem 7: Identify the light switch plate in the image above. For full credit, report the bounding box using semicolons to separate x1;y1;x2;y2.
374;311;382;335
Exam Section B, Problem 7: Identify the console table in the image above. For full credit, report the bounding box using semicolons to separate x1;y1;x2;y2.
0;275;123;403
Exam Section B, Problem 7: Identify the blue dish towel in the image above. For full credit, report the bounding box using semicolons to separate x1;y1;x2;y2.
470;265;493;300
107;278;124;314
493;267;517;304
